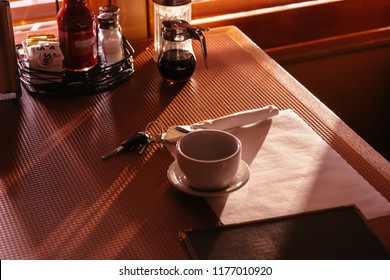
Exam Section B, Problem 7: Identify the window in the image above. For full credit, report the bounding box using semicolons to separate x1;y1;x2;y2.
147;0;329;39
9;0;348;43
11;0;147;42
10;0;60;26
10;0;113;26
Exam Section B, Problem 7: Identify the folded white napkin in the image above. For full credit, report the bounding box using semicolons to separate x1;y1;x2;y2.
205;109;390;223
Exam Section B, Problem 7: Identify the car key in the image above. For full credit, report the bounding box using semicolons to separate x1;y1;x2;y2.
101;132;150;160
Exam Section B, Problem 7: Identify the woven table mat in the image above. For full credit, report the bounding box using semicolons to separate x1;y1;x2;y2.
1;26;389;259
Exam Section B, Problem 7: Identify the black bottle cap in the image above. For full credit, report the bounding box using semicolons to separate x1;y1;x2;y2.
153;0;191;6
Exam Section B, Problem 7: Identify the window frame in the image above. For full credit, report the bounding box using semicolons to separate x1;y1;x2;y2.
10;0;60;26
191;0;319;20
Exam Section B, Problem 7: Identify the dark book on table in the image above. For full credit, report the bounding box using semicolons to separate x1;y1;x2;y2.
179;206;389;259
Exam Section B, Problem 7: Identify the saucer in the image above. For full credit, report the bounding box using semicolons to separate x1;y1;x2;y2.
167;160;250;197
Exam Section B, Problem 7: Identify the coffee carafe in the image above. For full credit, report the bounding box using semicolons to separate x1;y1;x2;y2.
157;20;208;83
153;0;192;61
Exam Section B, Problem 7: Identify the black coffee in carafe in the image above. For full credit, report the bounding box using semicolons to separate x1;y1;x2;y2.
158;49;196;82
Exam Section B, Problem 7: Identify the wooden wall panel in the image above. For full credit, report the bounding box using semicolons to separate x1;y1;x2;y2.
282;43;390;159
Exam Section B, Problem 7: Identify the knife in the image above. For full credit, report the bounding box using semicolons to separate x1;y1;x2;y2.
160;105;279;145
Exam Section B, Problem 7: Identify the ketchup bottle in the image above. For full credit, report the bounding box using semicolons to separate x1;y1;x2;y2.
57;0;97;71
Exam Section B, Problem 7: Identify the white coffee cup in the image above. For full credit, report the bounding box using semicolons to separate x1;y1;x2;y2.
176;129;242;191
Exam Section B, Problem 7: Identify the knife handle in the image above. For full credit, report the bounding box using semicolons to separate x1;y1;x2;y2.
190;105;279;131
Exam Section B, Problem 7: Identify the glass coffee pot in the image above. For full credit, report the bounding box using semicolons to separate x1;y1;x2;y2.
153;0;192;61
157;20;208;83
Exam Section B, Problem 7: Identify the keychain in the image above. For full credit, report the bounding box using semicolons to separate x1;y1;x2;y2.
101;121;165;160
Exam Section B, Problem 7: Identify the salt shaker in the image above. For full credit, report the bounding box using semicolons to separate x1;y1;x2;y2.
0;0;21;100
153;0;192;61
97;12;124;66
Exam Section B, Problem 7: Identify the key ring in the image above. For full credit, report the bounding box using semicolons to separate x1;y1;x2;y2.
143;121;166;151
144;121;165;140
138;121;166;155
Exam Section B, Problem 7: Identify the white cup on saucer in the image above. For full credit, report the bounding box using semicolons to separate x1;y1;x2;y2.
175;129;242;191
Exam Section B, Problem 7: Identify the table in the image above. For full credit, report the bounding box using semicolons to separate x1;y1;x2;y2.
1;26;389;259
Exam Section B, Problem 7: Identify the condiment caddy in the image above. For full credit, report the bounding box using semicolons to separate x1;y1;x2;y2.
17;38;134;96
16;2;134;96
